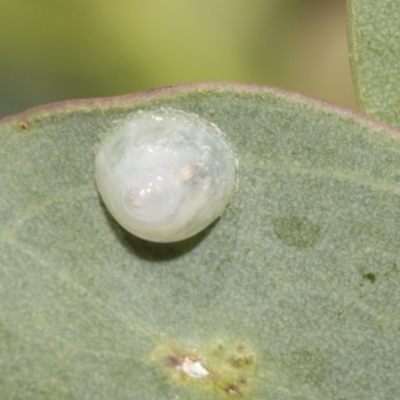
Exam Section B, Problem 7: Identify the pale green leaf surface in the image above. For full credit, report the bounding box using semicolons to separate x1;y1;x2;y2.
1;83;400;399
347;0;400;128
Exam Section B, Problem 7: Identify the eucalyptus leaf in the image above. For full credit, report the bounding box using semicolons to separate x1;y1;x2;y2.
1;83;400;399
347;0;400;128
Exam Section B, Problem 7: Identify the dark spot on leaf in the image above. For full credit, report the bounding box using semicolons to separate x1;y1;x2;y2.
223;377;247;396
363;272;376;283
225;384;239;395
273;215;321;248
19;121;29;131
165;354;183;369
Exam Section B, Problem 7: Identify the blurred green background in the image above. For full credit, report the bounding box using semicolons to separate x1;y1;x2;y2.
0;0;356;118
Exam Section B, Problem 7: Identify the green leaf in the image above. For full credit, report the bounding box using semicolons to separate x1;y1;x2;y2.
347;0;400;128
1;83;400;399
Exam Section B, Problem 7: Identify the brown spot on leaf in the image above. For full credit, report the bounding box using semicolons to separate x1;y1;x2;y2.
19;121;29;131
165;354;183;369
363;272;376;283
223;377;247;396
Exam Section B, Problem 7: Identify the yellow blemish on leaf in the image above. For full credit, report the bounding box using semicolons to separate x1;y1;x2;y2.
151;339;258;398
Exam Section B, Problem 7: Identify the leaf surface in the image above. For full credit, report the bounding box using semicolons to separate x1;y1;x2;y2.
1;83;400;399
347;0;400;128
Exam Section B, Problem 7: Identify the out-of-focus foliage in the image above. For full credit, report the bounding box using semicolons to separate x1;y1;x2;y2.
0;0;356;118
348;0;400;129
